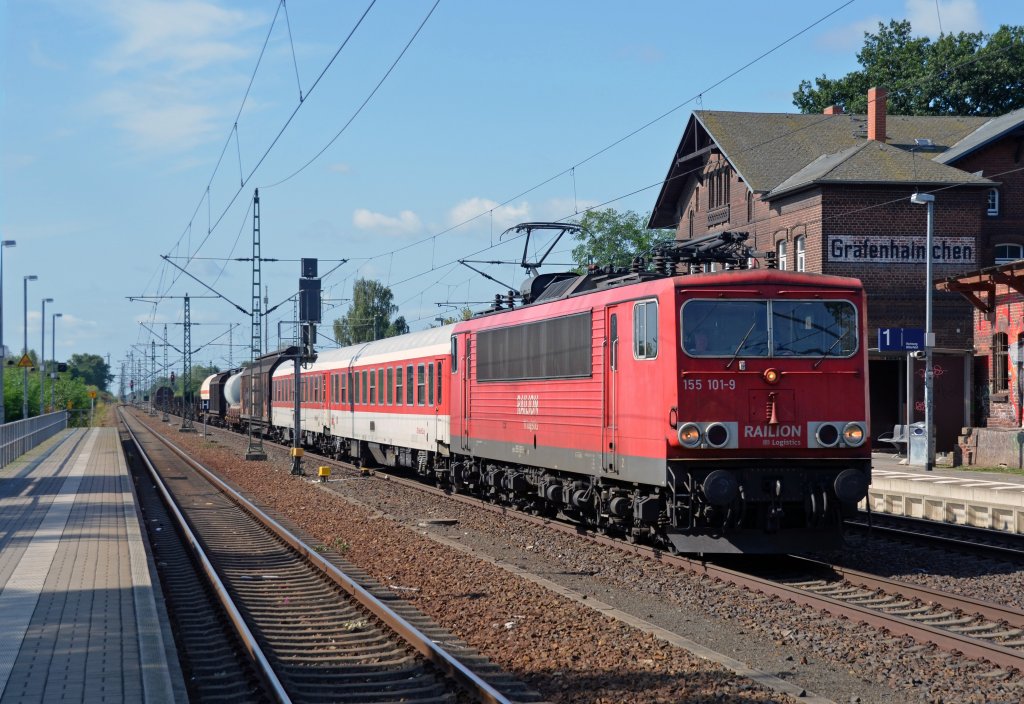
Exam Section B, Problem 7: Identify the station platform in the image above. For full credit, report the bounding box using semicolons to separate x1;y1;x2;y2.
865;451;1024;534
0;428;184;703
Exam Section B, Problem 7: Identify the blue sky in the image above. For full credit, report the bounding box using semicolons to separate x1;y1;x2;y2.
3;0;1023;388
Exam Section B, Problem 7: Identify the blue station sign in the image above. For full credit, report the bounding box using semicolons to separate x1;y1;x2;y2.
878;327;925;352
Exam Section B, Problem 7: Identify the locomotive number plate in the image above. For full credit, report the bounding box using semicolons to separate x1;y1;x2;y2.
682;378;737;392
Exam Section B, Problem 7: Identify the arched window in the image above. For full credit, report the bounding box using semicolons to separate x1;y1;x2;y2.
987;188;1000;216
994;243;1023;265
795;235;806;272
746;191;753;222
994;332;1009;392
776;241;788;271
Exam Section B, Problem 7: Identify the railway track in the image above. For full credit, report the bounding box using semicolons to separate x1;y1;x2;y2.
144;408;1024;672
119;409;541;703
845;511;1024;561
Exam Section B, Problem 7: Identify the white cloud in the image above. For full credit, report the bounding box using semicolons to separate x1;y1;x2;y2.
86;0;265;155
94;86;220;153
329;163;351;174
29;40;66;70
816;16;885;52
615;44;665;64
447;197;530;231
538;197;602;221
818;1;982;51
97;0;260;74
905;0;982;37
352;209;422;236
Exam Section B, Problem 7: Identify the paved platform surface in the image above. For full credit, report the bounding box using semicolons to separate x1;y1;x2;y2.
867;451;1024;533
0;428;184;703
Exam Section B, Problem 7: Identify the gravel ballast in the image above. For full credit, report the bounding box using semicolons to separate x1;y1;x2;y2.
131;413;1024;703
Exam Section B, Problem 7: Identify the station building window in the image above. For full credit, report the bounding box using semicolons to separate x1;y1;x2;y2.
795;236;806;272
994;332;1009;392
777;240;788;271
995;243;1023;265
988;188;1000;216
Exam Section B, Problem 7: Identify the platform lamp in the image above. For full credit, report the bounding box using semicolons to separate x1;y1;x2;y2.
51;313;62;412
40;297;52;414
0;239;15;425
22;274;37;420
910;192;936;472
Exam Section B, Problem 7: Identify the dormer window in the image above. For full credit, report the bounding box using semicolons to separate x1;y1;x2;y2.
987;188;999;216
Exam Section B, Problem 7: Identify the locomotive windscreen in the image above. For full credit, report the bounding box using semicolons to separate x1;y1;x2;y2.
682;299;857;358
477;312;592;381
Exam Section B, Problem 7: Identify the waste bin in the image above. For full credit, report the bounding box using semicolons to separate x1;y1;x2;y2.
908;422;928;466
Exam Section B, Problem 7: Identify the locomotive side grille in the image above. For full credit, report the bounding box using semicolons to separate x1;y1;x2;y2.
477;312;592;381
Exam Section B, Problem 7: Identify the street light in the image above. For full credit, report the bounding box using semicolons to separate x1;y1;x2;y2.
910;192;935;472
22;274;38;420
51;313;62;411
0;239;15;425
40;297;53;414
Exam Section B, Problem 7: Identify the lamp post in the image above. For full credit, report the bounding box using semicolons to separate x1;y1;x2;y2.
910;192;936;472
22;274;38;420
0;239;15;425
51;313;62;411
40;298;52;414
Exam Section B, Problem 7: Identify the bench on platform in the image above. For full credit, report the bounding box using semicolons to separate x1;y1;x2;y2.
876;424;908;457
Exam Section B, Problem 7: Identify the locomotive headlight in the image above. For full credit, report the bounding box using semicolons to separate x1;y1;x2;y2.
678;422;702;448
842;422;866;447
815;423;840;448
704;422;730;448
763;368;780;384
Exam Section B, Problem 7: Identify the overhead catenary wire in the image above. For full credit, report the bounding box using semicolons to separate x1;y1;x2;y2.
358;39;1024;318
151;0;853;340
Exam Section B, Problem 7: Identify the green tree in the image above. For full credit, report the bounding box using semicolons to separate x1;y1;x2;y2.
333;279;408;345
434;307;474;326
571;208;674;271
793;20;1024;116
67;353;113;391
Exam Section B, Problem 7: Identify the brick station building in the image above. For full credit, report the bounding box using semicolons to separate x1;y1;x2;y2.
648;88;1024;451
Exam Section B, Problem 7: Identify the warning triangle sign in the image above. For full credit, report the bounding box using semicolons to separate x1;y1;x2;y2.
17;354;33;368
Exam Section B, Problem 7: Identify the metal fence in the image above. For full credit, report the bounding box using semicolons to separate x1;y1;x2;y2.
0;412;69;469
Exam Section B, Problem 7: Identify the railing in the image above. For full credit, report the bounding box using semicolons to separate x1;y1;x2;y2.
0;412;69;469
707;205;730;227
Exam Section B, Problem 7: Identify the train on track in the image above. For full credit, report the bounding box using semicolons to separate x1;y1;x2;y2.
195;228;871;553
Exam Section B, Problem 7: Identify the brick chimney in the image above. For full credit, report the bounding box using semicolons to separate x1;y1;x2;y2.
823;105;843;115
867;86;887;142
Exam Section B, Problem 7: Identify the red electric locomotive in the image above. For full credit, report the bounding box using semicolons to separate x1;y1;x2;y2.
266;228;870;553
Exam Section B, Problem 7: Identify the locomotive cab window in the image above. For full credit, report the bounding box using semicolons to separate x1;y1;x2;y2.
633;300;658;359
451;336;458;373
681;299;857;358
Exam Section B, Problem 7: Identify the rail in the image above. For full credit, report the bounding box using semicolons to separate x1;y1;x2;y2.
0;412;68;468
125;410;516;704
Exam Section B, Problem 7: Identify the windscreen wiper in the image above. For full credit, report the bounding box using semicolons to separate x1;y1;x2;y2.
813;332;848;369
725;320;758;369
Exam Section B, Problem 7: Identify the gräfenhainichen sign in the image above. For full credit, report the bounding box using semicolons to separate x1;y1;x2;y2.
828;235;975;264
